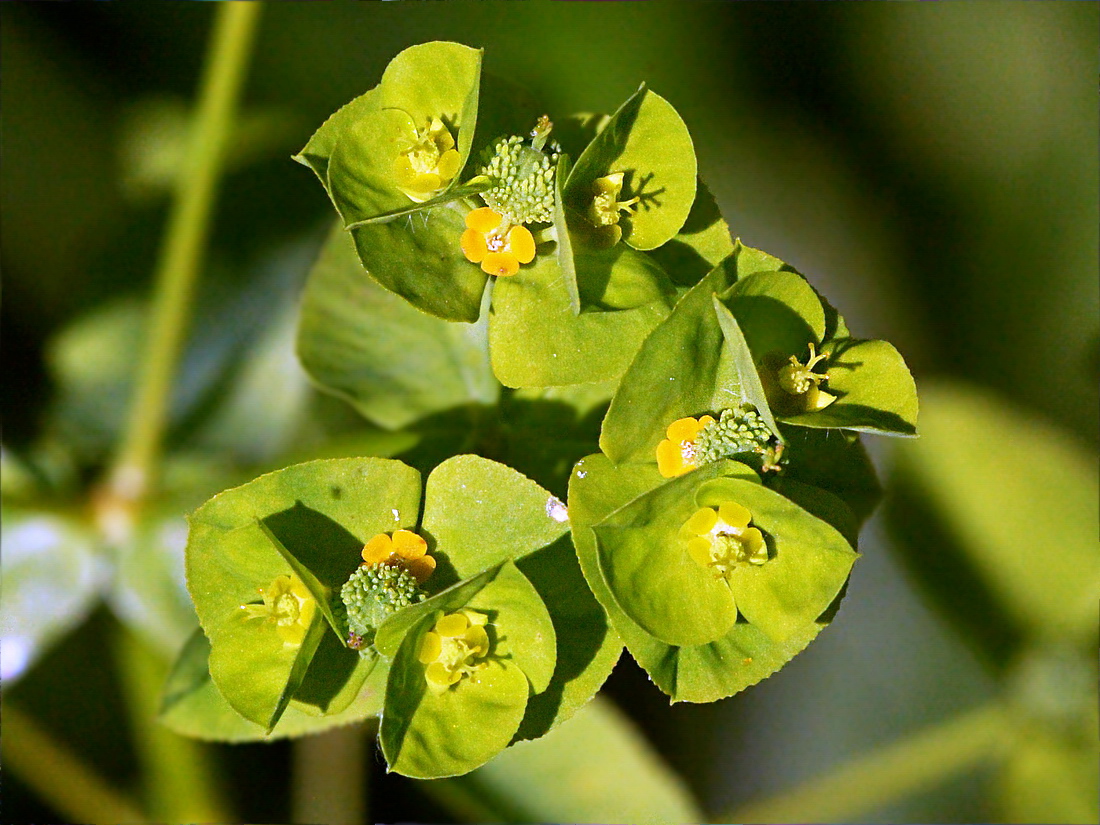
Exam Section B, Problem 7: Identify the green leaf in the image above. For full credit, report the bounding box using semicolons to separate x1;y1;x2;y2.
344;179;493;229
379;562;554;778
160;628;389;742
325;42;482;226
350;200;487;323
782;338;919;436
185;459;422;728
569;454;830;703
437;697;703;824
647;177;735;289
566;85;696;250
294;88;380;193
592;462;747;647
599;258;738;464
488;246;671;388
712;296;783;439
0;506;104;683
254;520;345;642
693;476;858;642
421;455;569;589
889;382;1100;654
778;425;882;528
722;269;826;360
513;535;621;741
553;153;581;315
297;223;498;430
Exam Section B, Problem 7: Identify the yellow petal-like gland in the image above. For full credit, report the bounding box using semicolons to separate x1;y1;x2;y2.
405;555;436;584
392;529;427;559
481;251;520;278
718;502;752;530
362;533;393;564
666;416;703;442
508;225;536;264
593;172;625;197
461;228;488;263
419;631;442;663
466;206;503;233
683;507;719;536
464;625;490;657
393;155;417;186
436;148;462;181
436;613;470;637
276;622;307;647
687;537;713;568
426;662;460;693
656;438;689;478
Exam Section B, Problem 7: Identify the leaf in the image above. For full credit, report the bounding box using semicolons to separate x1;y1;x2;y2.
889;382;1100;654
325;42;482;226
569;453;831;703
421;455;570;589
782;338;919;436
565;85;696;250
436;696;703;824
488;245;671;388
379;562;555;778
185;459;422;728
712;296;783;439
344;179;493;228
350;200;487;323
722;269;826;360
0;506;106;683
294;88;381;193
160;628;389;742
592;462;746;647
648;177;735;289
297;223;498;430
778;425;882;528
599;258;738;464
553;153;581;315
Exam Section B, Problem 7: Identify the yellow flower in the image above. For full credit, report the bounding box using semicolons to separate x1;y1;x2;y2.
418;611;490;694
241;573;317;647
361;529;436;584
460;206;537;277
773;343;837;413
655;415;716;478
586;172;639;247
680;502;767;580
393;116;462;203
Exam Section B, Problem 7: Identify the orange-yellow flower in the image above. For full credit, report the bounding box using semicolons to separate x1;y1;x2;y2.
460;207;536;277
362;529;435;583
655;415;715;478
680;502;767;580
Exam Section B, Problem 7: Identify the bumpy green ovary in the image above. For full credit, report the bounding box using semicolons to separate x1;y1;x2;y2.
418;611;491;694
479;119;559;225
341;563;424;649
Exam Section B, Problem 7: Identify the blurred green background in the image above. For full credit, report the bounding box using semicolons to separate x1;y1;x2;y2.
2;3;1096;823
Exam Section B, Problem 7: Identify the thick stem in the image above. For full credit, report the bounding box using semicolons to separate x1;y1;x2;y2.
721;701;1009;823
104;1;261;523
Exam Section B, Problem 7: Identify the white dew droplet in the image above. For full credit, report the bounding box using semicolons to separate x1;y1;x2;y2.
545;496;568;523
391;509;400;522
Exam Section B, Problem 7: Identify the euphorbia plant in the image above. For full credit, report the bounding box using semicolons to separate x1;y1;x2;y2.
164;40;918;779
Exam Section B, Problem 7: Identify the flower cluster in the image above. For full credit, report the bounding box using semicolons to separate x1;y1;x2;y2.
418;610;491;694
393;117;462;203
586;172;639;246
241;573;316;647
680;502;767;581
770;343;836;414
460;206;536;277
479;117;559;226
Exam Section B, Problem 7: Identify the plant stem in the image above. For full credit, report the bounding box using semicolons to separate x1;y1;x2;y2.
105;1;261;517
291;724;370;824
2;703;147;824
722;701;1009;823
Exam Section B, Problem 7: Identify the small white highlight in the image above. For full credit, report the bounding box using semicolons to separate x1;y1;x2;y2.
391;509;400;522
576;470;587;479
545;496;568;523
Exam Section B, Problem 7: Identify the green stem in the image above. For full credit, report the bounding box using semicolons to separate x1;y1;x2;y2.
2;703;147;824
106;1;261;511
291;723;370;824
721;701;1010;823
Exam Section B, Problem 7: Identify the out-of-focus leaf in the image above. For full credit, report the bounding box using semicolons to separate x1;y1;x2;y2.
433;696;703;825
0;507;107;683
298;223;497;431
889;382;1100;653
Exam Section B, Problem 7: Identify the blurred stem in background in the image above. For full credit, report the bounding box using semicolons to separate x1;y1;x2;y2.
103;1;260;525
726;701;1010;823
